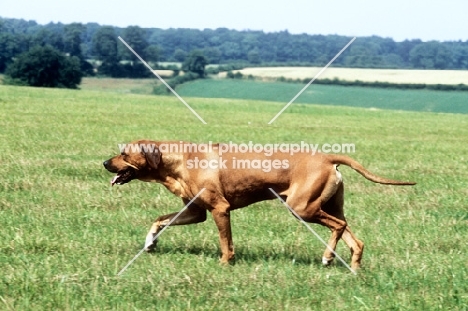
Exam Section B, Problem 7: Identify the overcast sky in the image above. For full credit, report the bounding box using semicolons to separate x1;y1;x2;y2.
1;0;466;42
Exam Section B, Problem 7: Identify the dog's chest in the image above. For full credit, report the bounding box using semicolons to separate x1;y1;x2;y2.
162;177;187;198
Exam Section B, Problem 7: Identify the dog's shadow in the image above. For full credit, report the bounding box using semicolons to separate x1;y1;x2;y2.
149;243;349;268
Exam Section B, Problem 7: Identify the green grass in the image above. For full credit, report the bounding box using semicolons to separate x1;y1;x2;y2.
177;79;468;114
1;84;467;310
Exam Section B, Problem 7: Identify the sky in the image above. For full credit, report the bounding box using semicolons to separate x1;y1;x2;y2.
1;0;467;42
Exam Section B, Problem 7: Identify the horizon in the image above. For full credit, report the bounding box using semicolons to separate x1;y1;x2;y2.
1;0;467;42
1;15;465;44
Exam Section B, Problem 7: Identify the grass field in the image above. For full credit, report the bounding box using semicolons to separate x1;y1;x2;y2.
1;84;467;310
235;67;468;85
177;79;468;114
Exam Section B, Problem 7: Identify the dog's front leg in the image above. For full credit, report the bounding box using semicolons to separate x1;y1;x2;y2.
211;209;235;264
144;204;207;252
144;219;167;251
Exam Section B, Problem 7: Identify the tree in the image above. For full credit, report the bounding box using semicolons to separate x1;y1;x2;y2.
409;42;453;69
219;42;242;60
119;26;150;77
383;53;404;68
452;45;468;69
397;39;422;65
6;17;468;71
30;28;65;52
64;23;85;57
63;23;94;76
344;42;384;68
144;45;161;64
173;49;187;62
203;47;221;64
92;26;121;76
0;19;20;72
0;32;20;72
5;45;82;88
182;50;208;77
120;26;149;61
247;48;261;64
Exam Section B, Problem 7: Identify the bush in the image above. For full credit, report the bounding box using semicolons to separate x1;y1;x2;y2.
205;67;220;75
5;45;82;88
153;72;200;94
182;50;208;77
226;71;243;79
267;75;468;92
205;64;247;75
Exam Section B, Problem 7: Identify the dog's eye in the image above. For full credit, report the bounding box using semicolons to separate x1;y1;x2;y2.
120;152;126;156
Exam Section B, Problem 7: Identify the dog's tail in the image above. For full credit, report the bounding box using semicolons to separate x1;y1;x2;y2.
329;155;416;185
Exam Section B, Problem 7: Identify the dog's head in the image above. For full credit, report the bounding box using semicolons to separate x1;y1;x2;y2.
103;140;161;186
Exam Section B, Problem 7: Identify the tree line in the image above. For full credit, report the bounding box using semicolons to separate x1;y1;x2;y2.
1;16;468;85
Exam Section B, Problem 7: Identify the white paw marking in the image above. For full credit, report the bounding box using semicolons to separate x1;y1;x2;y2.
144;232;155;251
322;257;332;266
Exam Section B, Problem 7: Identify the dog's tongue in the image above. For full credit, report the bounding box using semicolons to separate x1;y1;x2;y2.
110;175;120;186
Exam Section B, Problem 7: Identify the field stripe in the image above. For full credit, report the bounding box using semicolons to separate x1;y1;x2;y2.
118;37;207;124
268;37;356;124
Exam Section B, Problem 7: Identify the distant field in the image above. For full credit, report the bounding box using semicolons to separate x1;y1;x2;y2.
0;84;467;310
80;77;157;94
177;79;468;114
235;67;468;85
79;71;170;95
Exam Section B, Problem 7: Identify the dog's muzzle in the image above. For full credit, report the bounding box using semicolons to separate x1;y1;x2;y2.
103;160;136;186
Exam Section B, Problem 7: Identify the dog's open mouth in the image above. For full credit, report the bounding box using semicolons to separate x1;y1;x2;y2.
110;169;135;186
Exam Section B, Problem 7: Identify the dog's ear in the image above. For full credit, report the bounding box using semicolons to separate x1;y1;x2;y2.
144;145;161;170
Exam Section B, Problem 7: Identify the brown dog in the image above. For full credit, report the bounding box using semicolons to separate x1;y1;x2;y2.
103;140;415;270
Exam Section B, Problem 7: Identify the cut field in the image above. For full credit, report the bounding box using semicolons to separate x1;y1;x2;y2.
0;84;467;310
235;67;468;85
177;79;468;114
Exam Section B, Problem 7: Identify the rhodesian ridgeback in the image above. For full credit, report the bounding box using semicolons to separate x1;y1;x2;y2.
103;140;415;270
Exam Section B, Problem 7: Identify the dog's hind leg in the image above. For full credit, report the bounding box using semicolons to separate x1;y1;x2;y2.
287;168;348;269
321;182;364;270
320;181;345;266
286;194;347;269
340;227;364;270
312;210;347;267
144;201;206;252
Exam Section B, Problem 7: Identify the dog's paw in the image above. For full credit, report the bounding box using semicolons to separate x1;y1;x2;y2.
144;233;157;252
322;256;334;266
